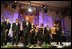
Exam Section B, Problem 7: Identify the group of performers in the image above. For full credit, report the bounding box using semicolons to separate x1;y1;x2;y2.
1;17;63;48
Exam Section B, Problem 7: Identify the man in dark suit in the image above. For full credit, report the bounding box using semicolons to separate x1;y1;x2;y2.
1;17;5;46
55;23;63;45
2;18;11;45
12;19;20;45
44;24;51;44
22;17;31;48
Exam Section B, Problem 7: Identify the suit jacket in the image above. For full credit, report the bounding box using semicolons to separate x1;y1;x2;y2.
55;26;62;36
2;21;11;32
38;28;43;35
22;20;31;37
23;21;31;31
1;21;11;38
12;23;20;33
44;27;51;35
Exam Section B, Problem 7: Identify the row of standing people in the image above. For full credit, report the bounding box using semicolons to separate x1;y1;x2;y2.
1;17;63;48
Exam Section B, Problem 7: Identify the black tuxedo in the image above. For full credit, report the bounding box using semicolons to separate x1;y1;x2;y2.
44;27;51;35
55;26;62;44
38;28;44;44
2;21;11;32
44;27;51;44
23;21;31;30
12;23;20;33
12;23;20;45
22;20;31;47
2;21;11;45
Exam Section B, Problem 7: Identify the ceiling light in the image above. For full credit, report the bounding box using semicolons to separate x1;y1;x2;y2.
28;7;33;12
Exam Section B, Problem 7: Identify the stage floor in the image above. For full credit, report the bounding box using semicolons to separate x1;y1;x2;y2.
1;42;71;48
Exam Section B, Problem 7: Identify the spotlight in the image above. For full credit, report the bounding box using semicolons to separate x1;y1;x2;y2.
28;7;33;12
28;8;32;12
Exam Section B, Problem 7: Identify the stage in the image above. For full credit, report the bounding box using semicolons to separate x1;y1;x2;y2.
1;1;71;48
1;42;71;48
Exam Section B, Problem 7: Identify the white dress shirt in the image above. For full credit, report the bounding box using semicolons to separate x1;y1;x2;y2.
26;21;29;26
47;27;49;31
16;23;18;26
